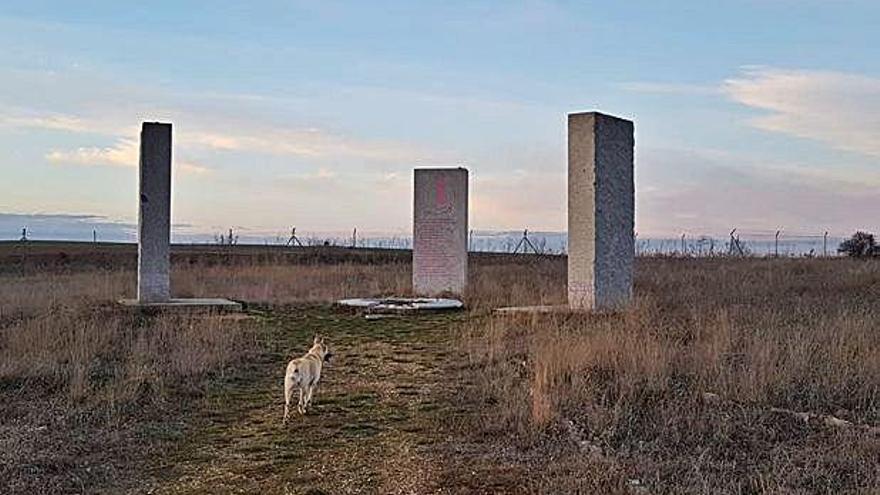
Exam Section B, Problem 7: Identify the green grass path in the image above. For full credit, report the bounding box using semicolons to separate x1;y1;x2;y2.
147;305;464;495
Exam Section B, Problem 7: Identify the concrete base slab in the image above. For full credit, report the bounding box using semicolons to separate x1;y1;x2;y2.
119;298;242;311
337;297;463;314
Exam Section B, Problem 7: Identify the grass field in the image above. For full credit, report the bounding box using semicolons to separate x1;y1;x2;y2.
1;242;878;494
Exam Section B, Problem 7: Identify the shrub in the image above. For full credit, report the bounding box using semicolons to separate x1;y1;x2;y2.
837;231;876;257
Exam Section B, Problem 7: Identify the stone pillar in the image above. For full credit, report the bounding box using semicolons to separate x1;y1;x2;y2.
137;122;172;302
568;112;634;310
413;167;468;297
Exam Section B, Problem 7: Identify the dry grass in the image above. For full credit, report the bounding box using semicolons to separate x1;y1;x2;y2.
462;257;880;493
0;252;546;416
0;307;255;405
0;253;558;316
0;264;409;319
466;256;566;309
0;252;268;493
0;246;560;492
173;262;412;303
0;270;131;319
0;306;260;493
2;244;879;493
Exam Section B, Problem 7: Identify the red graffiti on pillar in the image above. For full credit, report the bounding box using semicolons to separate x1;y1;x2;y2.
435;176;447;207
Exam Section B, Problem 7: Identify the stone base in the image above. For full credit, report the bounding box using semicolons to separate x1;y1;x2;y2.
493;304;581;315
337;297;463;313
119;298;242;311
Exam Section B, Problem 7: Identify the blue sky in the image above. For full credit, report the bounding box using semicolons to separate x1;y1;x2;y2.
2;0;879;240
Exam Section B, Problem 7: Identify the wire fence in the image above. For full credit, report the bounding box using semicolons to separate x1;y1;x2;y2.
271;228;848;258
7;225;854;258
635;230;842;258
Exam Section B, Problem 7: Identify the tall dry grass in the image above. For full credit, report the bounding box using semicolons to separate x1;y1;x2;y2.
467;257;566;309
0;253;548;413
462;257;880;492
0;306;257;413
0;270;131;319
172;262;412;303
4;248;877;491
0;255;557;318
0;304;258;494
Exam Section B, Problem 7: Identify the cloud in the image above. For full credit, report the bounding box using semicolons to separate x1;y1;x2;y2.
0;68;458;233
183;128;429;163
0;111;89;132
723;67;880;157
2;104;432;166
636;147;880;237
45;137;210;175
45;138;137;168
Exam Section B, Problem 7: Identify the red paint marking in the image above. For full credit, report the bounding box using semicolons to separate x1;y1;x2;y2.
436;177;447;207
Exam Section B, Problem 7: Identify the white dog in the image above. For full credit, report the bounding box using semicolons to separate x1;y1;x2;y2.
284;335;332;421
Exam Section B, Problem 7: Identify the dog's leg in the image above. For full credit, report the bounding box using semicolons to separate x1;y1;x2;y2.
303;385;314;412
283;374;293;423
309;383;317;409
297;387;305;415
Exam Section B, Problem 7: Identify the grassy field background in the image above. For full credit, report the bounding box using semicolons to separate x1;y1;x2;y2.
1;241;878;493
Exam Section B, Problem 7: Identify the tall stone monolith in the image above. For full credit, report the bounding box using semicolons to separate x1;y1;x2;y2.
137;122;172;302
413;167;468;297
568;112;634;310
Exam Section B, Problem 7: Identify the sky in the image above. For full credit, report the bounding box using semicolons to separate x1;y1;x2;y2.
2;0;879;241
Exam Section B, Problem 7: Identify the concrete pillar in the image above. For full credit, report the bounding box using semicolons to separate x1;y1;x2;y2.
137;122;172;302
413;167;468;297
568;112;634;310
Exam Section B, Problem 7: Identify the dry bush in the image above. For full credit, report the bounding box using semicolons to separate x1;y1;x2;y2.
462;257;880;493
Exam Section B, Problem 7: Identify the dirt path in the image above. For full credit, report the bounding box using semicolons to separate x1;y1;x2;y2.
145;305;466;495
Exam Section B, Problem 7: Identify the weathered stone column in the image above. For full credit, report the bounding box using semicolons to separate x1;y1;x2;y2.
413;167;468;297
137;122;172;302
568;112;634;310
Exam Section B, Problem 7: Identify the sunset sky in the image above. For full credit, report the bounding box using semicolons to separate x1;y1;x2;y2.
2;1;879;241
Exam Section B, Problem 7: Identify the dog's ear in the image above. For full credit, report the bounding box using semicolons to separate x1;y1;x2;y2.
313;334;323;345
